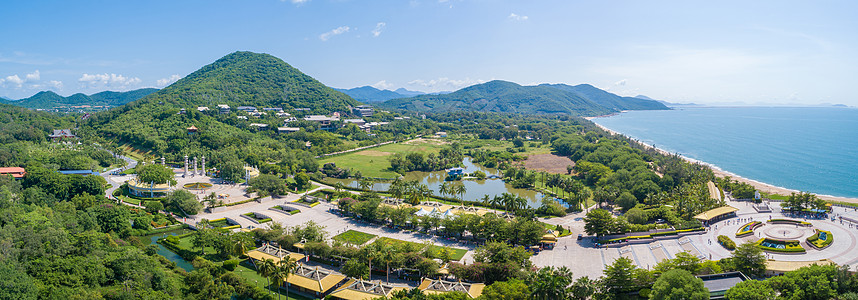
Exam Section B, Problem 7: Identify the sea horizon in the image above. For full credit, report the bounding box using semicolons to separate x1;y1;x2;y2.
592;106;858;200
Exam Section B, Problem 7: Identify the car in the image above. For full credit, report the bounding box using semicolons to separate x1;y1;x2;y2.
577;234;583;240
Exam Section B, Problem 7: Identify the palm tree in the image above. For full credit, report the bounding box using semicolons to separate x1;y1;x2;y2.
230;232;254;257
439;182;451;199
378;244;397;282
257;258;277;295
358;178;373;191
480;195;491;207
334;182;344;193
272;257;298;300
362;244;379;281
389;179;405;200
454;184;467;204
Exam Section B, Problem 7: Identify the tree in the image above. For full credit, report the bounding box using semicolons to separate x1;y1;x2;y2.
730;242;766;277
584;209;613;237
725;280;776;300
249;174;287;197
165;189;202;215
600;257;651;297
569;276;596;300
358;178;373;191
649;269;708;300
257;259;277;295
616;191;637;211
481;278;531;300
0;263;38;300
294;172;311;191
272;257;298;300
341;258;369;279
220;159;244;183
625;207;647;225
137;164;177;185
528;266;573;300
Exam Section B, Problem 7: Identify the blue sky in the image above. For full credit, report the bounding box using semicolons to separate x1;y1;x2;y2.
1;0;856;105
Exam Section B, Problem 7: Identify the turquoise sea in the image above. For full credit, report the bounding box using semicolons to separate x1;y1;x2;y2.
592;107;858;199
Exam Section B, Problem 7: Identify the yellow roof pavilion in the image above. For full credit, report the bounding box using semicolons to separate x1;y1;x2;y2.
693;206;739;222
418;279;486;298
329;279;407;300
286;265;347;294
246;244;305;263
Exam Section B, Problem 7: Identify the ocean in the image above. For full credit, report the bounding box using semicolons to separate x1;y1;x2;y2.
592;107;858;199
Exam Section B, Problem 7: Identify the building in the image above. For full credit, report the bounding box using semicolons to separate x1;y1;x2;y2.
187;126;198;135
765;259;835;277
237;106;258;113
58;170;100;176
696;272;748;299
328;279;407;300
436;132;447;138
418;279;485;298
263;107;283;112
0;167;26;179
49;129;76;141
693;206;739;225
277;127;301;134
217;104;231;114
249;123;269;130
197;106;209;112
304;115;340;131
245;244;306;264
276;111;292;118
447;167;465;176
351;105;374;117
343;119;367;126
285;265;348;298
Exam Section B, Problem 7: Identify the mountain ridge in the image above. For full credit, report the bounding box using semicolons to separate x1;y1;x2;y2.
0;88;158;110
378;80;668;116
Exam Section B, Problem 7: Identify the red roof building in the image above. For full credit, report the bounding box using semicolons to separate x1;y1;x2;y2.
0;167;26;179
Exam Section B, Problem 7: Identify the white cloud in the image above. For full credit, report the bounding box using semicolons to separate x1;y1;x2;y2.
407;77;486;92
3;75;24;88
25;70;40;81
508;13;528;21
47;80;63;90
319;26;350;41
78;73;142;89
614;79;627;86
372;22;386;37
156;74;182;87
285;0;309;4
371;80;394;90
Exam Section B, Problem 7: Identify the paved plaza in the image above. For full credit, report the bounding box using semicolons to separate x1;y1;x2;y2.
535;197;858;279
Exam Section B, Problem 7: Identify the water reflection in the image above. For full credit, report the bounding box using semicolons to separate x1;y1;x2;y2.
326;158;545;208
144;229;195;272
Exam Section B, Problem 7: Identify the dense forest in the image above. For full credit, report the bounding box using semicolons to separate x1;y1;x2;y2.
1;88;158;110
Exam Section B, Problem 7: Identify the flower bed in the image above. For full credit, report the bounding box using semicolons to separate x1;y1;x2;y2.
755;238;805;253
806;229;833;249
768;219;812;226
718;235;736;250
736;221;763;237
241;212;272;224
600;227;705;244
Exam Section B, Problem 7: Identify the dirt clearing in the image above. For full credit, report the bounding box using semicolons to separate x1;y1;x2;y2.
522;153;575;174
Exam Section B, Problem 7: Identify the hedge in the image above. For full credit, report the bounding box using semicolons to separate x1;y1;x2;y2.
806;229;833;249
736;221;762;237
755;238;806;253
768;219;811;226
717;235;736;250
601;227;705;243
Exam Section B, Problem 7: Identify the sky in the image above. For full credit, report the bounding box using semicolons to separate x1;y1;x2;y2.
1;0;857;105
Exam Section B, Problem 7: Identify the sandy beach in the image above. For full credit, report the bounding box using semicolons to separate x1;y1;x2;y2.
590;121;858;204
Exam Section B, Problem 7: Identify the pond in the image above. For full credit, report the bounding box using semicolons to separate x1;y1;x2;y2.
144;229;195;272
325;157;548;208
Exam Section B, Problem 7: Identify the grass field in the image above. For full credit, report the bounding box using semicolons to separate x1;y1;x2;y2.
234;262;314;300
318;139;447;178
375;237;468;261
332;230;377;245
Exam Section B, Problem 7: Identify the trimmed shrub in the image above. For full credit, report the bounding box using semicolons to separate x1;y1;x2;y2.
223;259;239;271
718;235;736;250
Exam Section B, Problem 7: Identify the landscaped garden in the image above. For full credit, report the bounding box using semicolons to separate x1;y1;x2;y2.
755;238;806;253
332;230;377;245
768;218;812;226
376;237;468;261
807;229;833;249
736;221;763;237
717;235;736;250
242;212;272;223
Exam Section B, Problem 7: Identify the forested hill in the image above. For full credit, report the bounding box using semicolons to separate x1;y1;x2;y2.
82;51;362;161
378;80;668;116
335;86;413;102
539;83;668;111
1;88;158;110
131;51;359;111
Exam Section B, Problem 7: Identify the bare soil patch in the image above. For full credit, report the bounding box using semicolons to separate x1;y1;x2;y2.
403;138;447;145
523;153;575;174
359;150;393;157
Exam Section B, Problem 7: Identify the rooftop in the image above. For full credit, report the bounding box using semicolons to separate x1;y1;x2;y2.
418;279;485;298
286;265;347;293
693;206;739;221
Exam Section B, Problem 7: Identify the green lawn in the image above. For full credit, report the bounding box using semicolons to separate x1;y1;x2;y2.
117;194;141;205
332;230;377;245
234;262;314;300
318;140;446;178
375;237;468;261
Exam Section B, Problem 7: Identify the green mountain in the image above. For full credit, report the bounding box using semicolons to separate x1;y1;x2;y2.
540;83;668;111
335;86;413;102
86;51;361;158
379;80;607;116
139;51;359;110
2;89;158;110
379;80;667;116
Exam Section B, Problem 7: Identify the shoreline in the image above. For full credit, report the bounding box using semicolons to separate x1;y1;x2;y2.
590;121;858;204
